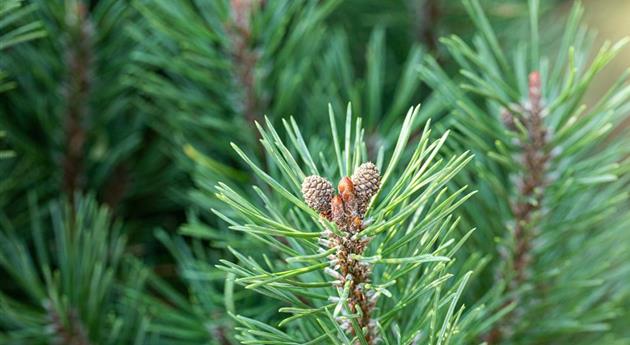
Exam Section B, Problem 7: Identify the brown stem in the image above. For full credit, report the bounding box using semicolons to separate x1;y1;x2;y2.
62;3;93;201
326;178;376;344
228;0;260;125
486;71;549;344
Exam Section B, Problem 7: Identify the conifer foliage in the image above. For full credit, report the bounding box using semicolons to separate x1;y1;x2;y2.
215;106;480;344
0;195;146;344
1;1;629;344
420;0;630;343
0;0;177;229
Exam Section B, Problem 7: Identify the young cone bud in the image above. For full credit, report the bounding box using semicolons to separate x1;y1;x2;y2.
331;195;345;226
302;175;334;215
338;176;355;202
352;162;381;215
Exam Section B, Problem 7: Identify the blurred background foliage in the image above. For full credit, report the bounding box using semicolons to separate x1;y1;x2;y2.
1;0;628;344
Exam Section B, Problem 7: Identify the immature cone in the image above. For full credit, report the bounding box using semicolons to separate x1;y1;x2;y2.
351;162;381;215
302;175;334;216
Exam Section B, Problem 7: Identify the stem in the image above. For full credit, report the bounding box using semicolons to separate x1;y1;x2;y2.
228;0;260;125
325;178;377;344
486;71;549;344
62;3;92;201
413;0;441;52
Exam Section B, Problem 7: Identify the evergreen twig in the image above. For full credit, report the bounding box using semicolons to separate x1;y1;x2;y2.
213;105;479;344
486;71;550;344
420;0;630;342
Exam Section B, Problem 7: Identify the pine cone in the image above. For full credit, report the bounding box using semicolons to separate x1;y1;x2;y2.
302;175;333;216
351;162;381;215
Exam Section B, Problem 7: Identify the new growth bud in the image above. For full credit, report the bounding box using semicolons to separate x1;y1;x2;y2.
338;176;355;202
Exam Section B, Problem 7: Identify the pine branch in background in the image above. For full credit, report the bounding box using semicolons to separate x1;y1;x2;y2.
419;0;630;343
210;104;483;344
308;0;564;158
0;0;180;233
130;0;339;159
130;0;429;179
0;195;147;344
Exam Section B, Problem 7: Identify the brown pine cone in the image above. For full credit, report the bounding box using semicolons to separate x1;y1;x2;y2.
302;175;333;216
351;162;381;215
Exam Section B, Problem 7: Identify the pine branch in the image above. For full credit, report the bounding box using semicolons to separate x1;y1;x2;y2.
420;0;630;342
4;1;627;344
486;71;550;344
511;71;547;285
212;104;479;344
1;0;177;230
